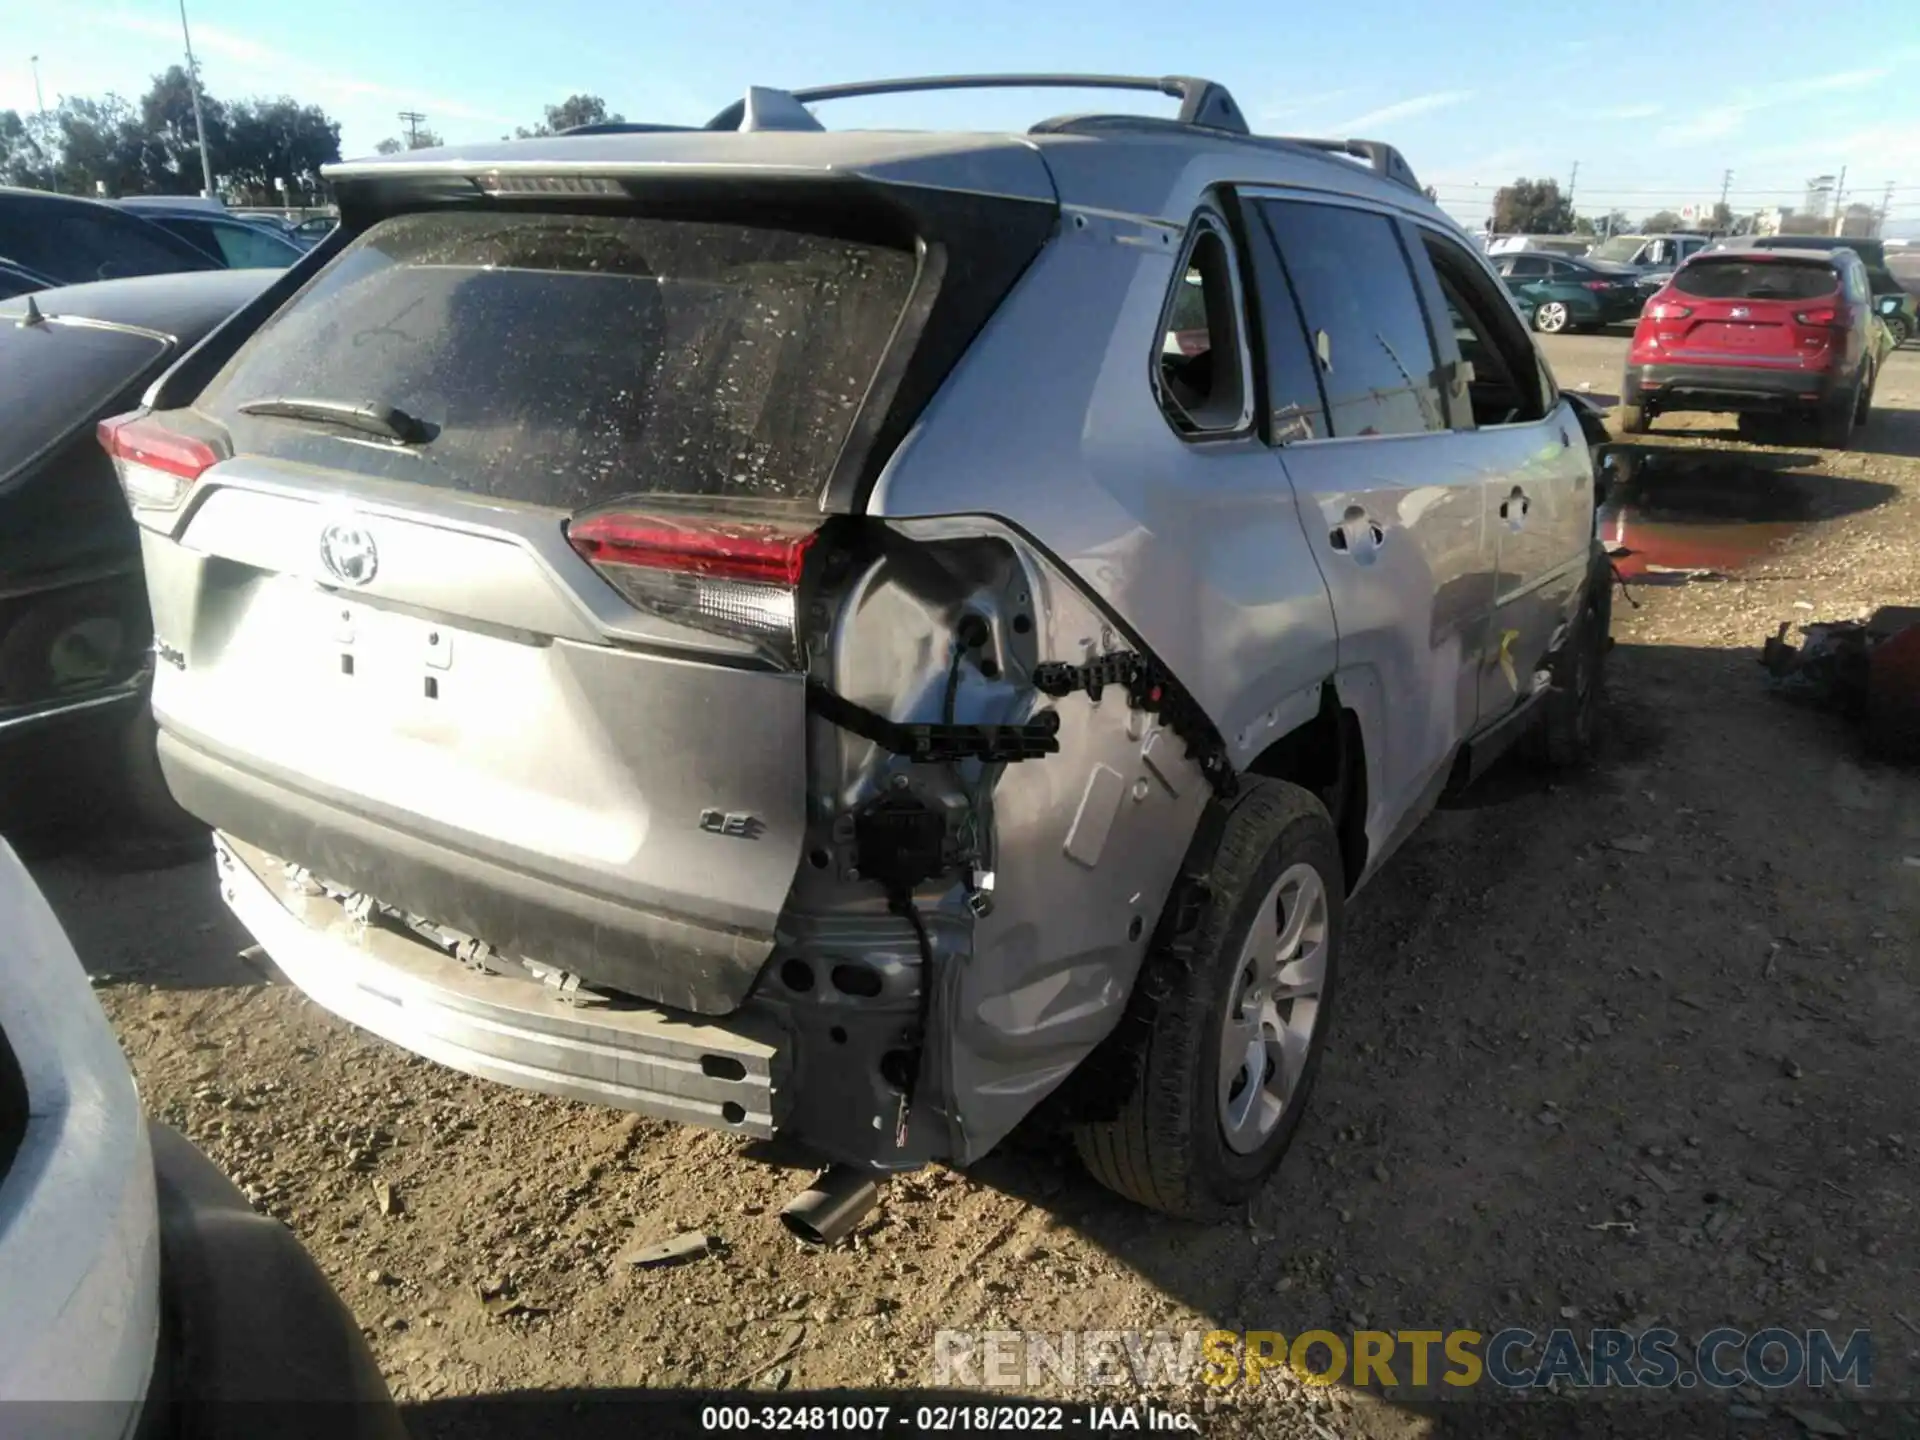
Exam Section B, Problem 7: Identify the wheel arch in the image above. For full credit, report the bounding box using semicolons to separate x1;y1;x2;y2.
1243;683;1368;894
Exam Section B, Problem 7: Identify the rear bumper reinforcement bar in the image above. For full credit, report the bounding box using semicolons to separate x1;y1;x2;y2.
213;833;787;1137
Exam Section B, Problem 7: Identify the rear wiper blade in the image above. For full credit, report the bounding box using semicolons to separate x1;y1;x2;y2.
236;396;435;444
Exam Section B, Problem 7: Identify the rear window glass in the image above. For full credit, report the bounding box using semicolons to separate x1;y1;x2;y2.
0;318;167;485
1673;260;1837;302
197;210;918;510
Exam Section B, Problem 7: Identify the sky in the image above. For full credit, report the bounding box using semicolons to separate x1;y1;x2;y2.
4;0;1919;235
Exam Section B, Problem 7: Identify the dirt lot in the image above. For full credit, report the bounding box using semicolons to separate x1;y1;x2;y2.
16;333;1920;1439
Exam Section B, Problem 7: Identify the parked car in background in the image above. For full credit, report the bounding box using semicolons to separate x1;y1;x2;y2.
0;188;217;288
1493;251;1644;332
1485;234;1592;258
0;836;403;1438
1587;232;1713;272
1711;234;1916;347
108;202;303;270
106;73;1612;1225
0;269;274;842
287;213;338;249
1619;246;1885;448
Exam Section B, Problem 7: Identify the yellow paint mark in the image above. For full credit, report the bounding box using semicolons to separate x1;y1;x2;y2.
1498;628;1521;691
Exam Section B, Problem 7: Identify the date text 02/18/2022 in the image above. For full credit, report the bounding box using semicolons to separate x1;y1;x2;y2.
699;1404;1198;1432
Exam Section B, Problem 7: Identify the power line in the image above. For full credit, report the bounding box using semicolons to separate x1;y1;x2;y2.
397;110;426;148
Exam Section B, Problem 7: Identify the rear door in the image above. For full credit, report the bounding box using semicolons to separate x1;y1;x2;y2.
1245;194;1493;853
132;207;926;1013
1408;226;1593;721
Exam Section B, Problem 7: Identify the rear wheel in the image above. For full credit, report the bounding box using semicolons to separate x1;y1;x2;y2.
1886;314;1912;348
1522;546;1610;769
1533;301;1571;334
1616;402;1650;435
1071;778;1344;1220
1855;363;1876;425
1817;385;1859;450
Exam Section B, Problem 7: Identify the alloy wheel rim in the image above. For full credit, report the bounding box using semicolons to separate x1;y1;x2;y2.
1218;862;1331;1154
1538;303;1568;332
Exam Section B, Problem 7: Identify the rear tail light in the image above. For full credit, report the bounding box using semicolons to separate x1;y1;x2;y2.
565;509;819;667
1794;306;1845;327
97;412;219;513
1644;302;1693;321
1582;280;1614;292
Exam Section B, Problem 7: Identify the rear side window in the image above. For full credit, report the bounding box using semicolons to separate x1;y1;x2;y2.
1673;259;1837;302
1254;200;1444;440
207;221;296;269
1153;211;1254;437
0;201;212;285
197;209;919;510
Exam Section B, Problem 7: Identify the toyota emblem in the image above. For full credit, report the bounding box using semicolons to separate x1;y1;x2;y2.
319;520;378;587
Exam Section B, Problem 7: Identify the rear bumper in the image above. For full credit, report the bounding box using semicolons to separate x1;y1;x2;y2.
212;832;787;1137
157;722;773;1014
1625;362;1843;412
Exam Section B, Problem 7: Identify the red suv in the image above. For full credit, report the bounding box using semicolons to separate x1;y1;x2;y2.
1618;247;1880;449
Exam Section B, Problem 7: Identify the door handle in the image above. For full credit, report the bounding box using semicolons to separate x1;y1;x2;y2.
1328;505;1386;554
1500;487;1531;525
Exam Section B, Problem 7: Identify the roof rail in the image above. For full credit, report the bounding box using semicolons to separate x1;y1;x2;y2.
1271;136;1423;194
705;74;1248;136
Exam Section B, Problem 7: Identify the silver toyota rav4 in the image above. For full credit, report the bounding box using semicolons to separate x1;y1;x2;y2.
105;75;1610;1227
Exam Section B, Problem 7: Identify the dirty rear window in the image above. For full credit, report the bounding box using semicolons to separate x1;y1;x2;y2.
196;210;918;510
1673;259;1837;302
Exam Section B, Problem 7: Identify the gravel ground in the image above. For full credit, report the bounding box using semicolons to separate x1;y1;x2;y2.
16;334;1920;1439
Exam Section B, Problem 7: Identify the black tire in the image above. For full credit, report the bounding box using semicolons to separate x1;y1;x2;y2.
1855;363;1875;425
1817;386;1858;450
0;587;145;708
1071;778;1344;1220
1616;403;1650;436
1886;314;1912;349
1522;546;1609;769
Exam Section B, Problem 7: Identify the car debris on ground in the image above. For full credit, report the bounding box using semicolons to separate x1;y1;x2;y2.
1762;605;1920;760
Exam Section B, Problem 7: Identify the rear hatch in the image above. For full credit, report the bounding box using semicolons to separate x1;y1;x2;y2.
112;190;1050;1014
1639;255;1843;368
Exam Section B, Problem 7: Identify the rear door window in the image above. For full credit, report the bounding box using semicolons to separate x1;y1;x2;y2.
195;209;919;511
208;221;297;269
1253;200;1445;439
1673;259;1838;301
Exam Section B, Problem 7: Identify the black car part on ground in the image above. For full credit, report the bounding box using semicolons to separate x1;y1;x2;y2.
1761;607;1920;763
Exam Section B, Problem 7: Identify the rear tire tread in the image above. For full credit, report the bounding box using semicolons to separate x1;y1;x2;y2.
1071;778;1341;1220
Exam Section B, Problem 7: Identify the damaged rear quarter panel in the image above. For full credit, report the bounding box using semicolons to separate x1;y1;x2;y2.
883;518;1213;1162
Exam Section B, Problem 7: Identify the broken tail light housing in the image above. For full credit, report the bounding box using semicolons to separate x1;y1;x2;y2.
97;412;218;514
565;509;819;667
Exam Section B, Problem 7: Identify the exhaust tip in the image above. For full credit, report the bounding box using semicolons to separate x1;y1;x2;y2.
778;1165;881;1247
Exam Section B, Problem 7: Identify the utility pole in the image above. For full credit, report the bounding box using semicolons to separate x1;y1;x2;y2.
397;110;426;149
30;55;44;116
177;0;216;198
1877;182;1895;236
1831;165;1848;235
1718;168;1732;231
1566;159;1579;212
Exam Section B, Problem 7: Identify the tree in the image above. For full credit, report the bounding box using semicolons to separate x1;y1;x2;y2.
135;66;226;194
516;94;624;138
1572;214;1595;235
0;109;57;189
1640;210;1683;233
224;97;341;200
1838;202;1879;238
53;95;145;196
1491;178;1574;235
372;126;443;155
1710;201;1734;231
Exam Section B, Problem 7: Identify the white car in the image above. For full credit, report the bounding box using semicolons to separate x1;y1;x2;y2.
0;837;402;1436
